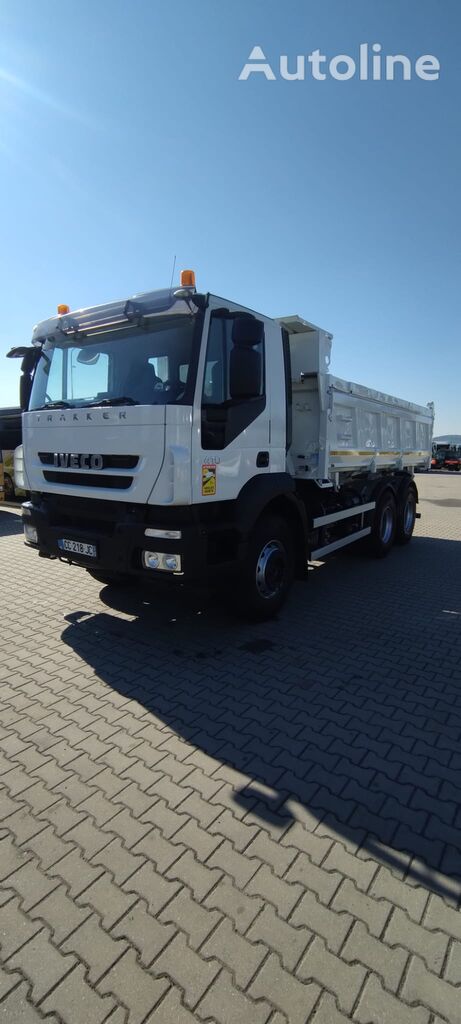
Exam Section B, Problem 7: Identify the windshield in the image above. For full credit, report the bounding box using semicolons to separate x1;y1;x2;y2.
29;314;200;410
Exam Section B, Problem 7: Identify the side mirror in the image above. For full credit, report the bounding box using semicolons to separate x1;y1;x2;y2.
229;317;264;400
21;349;41;375
7;346;32;359
232;317;264;346
229;346;262;400
7;346;41;411
19;375;32;411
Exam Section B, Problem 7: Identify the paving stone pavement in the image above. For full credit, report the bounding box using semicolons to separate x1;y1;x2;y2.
0;471;460;1024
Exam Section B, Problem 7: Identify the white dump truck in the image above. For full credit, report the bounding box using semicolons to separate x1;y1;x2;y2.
9;271;434;617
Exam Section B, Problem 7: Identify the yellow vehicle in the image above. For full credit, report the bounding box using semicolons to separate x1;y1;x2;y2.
0;408;22;502
1;450;16;499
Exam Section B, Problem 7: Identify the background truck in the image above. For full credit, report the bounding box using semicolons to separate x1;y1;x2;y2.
8;272;434;618
443;451;461;471
431;443;461;471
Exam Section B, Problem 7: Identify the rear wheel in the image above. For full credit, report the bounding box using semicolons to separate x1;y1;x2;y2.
369;490;396;557
233;514;294;620
396;482;417;545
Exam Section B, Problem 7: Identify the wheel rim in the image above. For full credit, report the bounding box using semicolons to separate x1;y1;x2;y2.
380;505;394;545
255;540;286;600
403;494;415;535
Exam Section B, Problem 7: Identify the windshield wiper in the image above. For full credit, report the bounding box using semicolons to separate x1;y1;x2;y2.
80;396;139;408
35;400;74;410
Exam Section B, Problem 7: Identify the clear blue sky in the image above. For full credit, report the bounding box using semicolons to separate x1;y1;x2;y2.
0;0;459;431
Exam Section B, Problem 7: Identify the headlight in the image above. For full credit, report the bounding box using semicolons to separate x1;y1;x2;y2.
24;522;38;545
142;551;182;572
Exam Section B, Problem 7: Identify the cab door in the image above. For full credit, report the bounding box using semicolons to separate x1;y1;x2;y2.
191;304;273;505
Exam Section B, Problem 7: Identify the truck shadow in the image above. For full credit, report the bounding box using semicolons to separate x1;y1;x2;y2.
61;534;461;906
0;509;23;536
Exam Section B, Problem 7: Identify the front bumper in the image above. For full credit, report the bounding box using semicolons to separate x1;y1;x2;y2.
22;495;242;584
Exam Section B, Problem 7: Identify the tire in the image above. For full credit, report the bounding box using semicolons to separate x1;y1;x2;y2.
86;570;131;587
232;514;294;620
4;474;15;500
396;482;417;545
369;490;397;558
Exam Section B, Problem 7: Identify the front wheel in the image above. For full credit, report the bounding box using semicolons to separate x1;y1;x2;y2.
233;514;294;620
396;482;417;545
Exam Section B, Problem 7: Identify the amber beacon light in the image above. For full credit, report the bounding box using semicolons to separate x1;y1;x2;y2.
180;269;196;288
57;303;70;315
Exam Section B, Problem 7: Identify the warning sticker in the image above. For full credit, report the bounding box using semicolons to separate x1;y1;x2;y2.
202;464;216;496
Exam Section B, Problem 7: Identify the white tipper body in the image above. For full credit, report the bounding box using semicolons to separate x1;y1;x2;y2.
280;315;434;481
20;295;434;504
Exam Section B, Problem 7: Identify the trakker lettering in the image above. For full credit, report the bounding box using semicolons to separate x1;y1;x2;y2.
34;411;127;423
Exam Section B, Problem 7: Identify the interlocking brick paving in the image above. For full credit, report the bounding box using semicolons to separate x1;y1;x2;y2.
0;471;460;1023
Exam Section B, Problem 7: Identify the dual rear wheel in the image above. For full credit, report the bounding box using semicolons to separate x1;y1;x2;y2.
370;482;417;557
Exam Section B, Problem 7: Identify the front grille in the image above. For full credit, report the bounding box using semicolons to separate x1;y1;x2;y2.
39;453;138;469
43;471;133;490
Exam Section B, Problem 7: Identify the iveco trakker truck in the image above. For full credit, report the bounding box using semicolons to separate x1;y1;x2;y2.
9;271;434;617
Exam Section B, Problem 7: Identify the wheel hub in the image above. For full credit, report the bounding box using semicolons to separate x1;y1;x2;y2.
380;505;394;545
403;494;415;534
255;540;286;599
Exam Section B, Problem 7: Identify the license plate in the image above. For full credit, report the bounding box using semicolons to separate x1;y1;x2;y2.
58;538;97;558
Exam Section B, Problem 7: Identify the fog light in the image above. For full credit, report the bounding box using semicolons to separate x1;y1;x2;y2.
24;523;38;545
142;550;182;572
142;551;161;569
162;554;181;571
